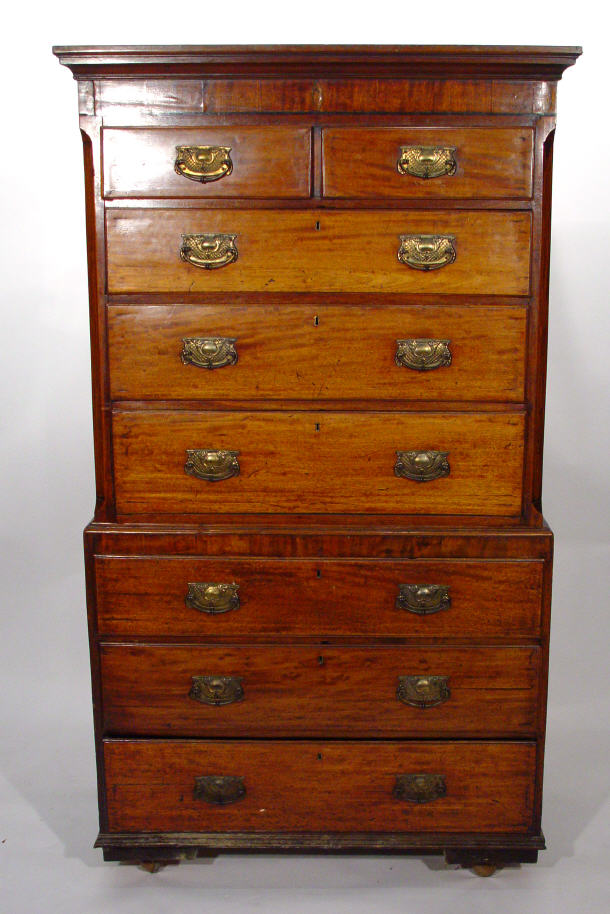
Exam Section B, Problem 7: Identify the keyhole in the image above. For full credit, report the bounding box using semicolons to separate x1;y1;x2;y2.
315;220;320;231
316;569;322;578
313;314;319;326
318;656;325;666
315;423;320;431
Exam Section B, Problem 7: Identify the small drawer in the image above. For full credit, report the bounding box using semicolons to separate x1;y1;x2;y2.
322;127;533;199
104;739;536;834
112;409;525;517
100;644;540;738
106;209;531;296
102;127;312;198
94;555;544;639
107;303;527;403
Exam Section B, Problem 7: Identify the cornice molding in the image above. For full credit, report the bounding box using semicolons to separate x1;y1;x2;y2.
53;44;582;81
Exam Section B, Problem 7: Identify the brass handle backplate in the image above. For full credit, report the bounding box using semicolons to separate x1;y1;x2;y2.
398;234;456;271
180;233;238;270
194;775;246;805
393;773;447;804
175;145;233;183
185;449;240;482
395;450;450;482
186;582;240;615
395;339;452;371
189;675;244;706
181;337;238;370
397;675;451;708
396;584;451;615
397;145;457;179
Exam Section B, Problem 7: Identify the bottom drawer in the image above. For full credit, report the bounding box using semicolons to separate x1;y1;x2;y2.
104;739;535;834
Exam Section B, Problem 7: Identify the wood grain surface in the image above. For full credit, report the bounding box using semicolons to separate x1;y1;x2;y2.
103;126;312;198
112;409;526;516
322;127;533;198
106;209;532;295
103;738;536;833
107;302;527;403
100;643;540;737
94;555;543;639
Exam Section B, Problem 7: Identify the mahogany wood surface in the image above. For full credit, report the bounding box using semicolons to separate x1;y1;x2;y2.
103;126;312;198
53;45;580;863
112;409;525;516
103;739;536;834
106;209;532;295
87;80;559;122
107;302;527;403
322;127;533;199
100;643;540;738
94;555;544;639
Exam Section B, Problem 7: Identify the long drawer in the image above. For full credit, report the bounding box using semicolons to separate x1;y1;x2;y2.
112;409;525;516
108;303;527;402
94;555;544;639
100;644;540;738
106;209;531;295
322;127;534;199
104;739;536;833
103;126;312;198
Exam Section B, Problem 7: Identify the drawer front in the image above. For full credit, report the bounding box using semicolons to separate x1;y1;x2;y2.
95;556;543;639
106;210;531;295
103;126;312;199
322;127;533;199
112;409;525;516
108;303;527;403
100;644;540;738
104;739;536;833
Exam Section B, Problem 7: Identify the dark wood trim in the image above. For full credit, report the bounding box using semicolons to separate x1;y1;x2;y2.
53;45;581;80
95;829;546;852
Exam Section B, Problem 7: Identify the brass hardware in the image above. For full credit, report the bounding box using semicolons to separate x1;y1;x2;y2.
398;234;456;271
395;339;452;371
395;451;450;482
189;675;244;706
393;773;447;804
397;675;451;708
175;145;233;183
185;449;240;482
186;582;240;615
396;584;451;615
180;233;238;270
397;145;457;179
181;337;238;370
193;775;246;805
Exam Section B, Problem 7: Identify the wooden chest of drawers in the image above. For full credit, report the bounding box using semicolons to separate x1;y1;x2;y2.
55;44;580;875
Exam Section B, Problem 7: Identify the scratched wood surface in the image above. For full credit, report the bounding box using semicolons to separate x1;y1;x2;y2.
103;738;536;833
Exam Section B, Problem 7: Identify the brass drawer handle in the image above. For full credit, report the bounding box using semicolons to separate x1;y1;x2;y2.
194;775;246;805
393;773;447;804
395;339;452;371
398;234;456;271
181;337;238;370
186;582;240;615
189;675;244;706
397;675;451;708
395;450;450;482
175;145;233;183
397;145;457;180
185;448;240;482
180;233;238;270
396;584;451;615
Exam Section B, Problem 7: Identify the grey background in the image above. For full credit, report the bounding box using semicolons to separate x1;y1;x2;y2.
1;4;608;912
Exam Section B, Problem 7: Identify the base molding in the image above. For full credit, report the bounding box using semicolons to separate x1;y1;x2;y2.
96;831;544;865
